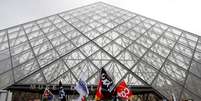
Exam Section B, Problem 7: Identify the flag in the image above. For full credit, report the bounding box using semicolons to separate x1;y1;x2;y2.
95;68;115;100
58;81;66;101
75;79;89;101
171;93;176;101
42;87;54;101
95;81;102;100
81;96;87;101
116;80;133;100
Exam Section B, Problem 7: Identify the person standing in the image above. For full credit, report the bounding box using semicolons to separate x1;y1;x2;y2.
58;81;66;101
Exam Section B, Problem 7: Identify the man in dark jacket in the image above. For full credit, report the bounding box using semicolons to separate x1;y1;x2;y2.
58;81;66;101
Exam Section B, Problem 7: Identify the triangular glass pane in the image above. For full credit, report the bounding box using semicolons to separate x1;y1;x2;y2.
124;73;145;86
89;50;111;68
104;61;127;84
151;43;171;58
168;51;191;70
0;70;14;89
78;25;92;33
30;36;47;47
152;73;182;101
174;43;193;58
80;42;99;56
104;30;120;40
14;59;39;81
96;25;110;33
88;21;102;29
178;36;197;49
10;42;30;56
0;42;8;52
121;21;136;29
114;25;130;34
97;18;110;25
60;24;74;33
132;61;158;84
50;34;69;47
105;21;118;28
71;35;89;47
63;50;85;68
51;71;77;85
117;50;139;69
0;56;11;74
0;31;7;43
33;41;52;56
167;27;182;36
12;49;34;67
146;27;162;41
87;72;99;85
196;40;201;52
194;50;201;64
66;17;79;24
103;42;124;57
84;30;101;40
128;42;147;58
158;36;175;48
46;30;63;40
42;60;68;83
94;35;111;47
27;29;43;40
136;35;154;48
18;72;45;84
71;60;98;80
190;60;201;78
114;35;133;48
37;49;59;67
124;30;141;41
185;73;201;98
161;60;187;85
64;30;81;39
56;41;75;56
142;51;165;70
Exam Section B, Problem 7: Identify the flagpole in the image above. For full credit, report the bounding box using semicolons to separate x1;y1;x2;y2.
112;91;117;101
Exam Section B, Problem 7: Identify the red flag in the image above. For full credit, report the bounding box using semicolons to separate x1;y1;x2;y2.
95;81;102;100
116;80;133;99
81;96;87;101
95;68;115;100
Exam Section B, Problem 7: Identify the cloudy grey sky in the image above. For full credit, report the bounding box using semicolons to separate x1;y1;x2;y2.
0;0;201;36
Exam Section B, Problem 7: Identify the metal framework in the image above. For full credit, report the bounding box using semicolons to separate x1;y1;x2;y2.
0;2;201;101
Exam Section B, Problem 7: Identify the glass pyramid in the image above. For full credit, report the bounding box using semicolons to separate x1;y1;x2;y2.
0;2;201;100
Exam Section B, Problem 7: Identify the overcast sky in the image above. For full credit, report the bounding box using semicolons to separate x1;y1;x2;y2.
0;0;201;36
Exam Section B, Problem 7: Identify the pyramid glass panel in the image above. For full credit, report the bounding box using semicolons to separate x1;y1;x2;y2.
0;2;201;100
